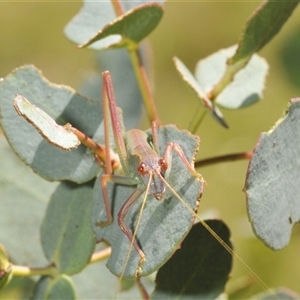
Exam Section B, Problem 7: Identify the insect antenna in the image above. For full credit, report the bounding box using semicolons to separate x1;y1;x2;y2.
157;173;279;299
113;174;153;299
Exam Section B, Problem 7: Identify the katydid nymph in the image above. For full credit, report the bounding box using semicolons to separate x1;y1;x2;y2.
93;70;204;278
94;71;275;297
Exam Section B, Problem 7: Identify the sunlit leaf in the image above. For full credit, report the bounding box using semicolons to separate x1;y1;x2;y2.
245;98;300;250
91;125;204;277
152;220;233;300
13;95;80;150
0;65;103;183
41;181;95;275
173;57;228;128
65;1;164;50
195;46;268;109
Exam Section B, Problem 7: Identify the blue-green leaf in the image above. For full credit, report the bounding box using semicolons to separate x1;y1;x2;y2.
65;1;164;50
31;275;76;300
91;125;204;277
41;181;95;275
0;65;103;183
245;98;300;250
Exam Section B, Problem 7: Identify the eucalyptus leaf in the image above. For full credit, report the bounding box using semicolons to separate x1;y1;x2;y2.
13;95;80;150
173;57;228;128
230;0;299;65
91;125;203;277
0;65;103;183
0;135;57;268
245;98;300;250
41;181;96;275
195;46;268;109
65;1;164;50
31;275;76;300
151;220;232;300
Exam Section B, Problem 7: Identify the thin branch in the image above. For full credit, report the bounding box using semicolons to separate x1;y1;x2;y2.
195;151;253;168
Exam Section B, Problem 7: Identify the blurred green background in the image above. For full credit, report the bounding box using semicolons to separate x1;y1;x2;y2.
1;1;300;298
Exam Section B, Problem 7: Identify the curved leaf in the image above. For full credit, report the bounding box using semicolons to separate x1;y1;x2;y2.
173;57;228;128
65;1;164;50
91;125;204;277
152;220;233;300
230;1;299;65
245;98;300;250
0;65;103;183
195;46;268;109
31;275;76;300
41;181;95;275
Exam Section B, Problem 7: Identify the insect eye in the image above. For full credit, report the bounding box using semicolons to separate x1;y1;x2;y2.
137;162;147;175
159;159;168;171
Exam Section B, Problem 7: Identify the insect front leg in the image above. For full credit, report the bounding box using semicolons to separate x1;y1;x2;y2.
97;174;136;227
163;142;203;181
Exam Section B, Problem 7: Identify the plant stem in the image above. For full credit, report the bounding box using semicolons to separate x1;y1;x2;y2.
12;264;58;277
12;247;112;278
136;277;149;300
189;109;207;134
110;0;159;123
128;48;159;122
90;247;112;264
111;0;124;16
195;151;252;169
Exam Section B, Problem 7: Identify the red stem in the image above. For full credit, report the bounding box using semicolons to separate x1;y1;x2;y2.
195;151;253;168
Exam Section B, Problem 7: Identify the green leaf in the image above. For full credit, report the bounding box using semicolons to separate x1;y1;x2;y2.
250;287;300;300
173;57;228;128
80;49;143;129
245;98;300;250
65;1;164;50
0;135;57;267
230;0;299;65
13;95;80;150
0;65;103;183
41;181;95;275
151;220;233;300
195;46;269;109
91;125;204;277
31;275;76;300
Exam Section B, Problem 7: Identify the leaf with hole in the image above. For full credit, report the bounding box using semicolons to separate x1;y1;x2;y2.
91;125;203;277
0;65;103;183
245;98;300;250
